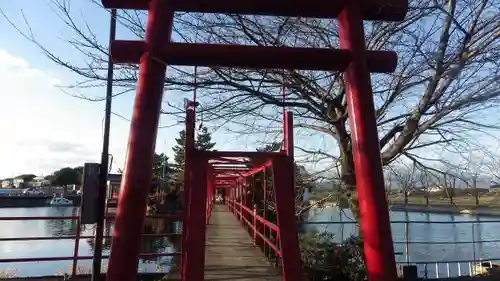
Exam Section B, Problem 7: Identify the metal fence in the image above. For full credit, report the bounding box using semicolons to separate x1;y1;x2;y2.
302;218;500;278
1;207;499;279
0;213;182;277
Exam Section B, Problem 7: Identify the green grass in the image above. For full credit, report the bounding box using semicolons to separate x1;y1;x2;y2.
387;193;500;209
309;191;500;209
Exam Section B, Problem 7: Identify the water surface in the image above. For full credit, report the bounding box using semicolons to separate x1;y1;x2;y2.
2;206;500;277
0;207;180;277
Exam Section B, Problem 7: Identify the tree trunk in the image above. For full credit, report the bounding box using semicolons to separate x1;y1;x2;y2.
450;177;456;205
473;177;479;206
339;147;361;222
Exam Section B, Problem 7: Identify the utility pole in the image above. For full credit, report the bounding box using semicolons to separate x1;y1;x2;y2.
91;8;116;281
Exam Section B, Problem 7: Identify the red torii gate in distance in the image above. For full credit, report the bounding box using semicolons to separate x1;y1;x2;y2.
101;1;408;281
178;101;303;281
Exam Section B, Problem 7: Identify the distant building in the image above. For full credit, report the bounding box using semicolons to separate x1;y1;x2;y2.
406;186;442;194
427;186;443;193
13;178;25;188
1;180;11;188
106;174;165;200
29;176;51;188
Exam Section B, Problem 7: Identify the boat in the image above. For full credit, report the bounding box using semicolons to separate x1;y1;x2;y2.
49;195;74;206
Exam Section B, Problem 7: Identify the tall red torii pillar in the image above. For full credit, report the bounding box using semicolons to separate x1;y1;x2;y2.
101;1;408;281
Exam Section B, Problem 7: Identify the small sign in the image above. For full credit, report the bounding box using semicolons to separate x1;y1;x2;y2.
80;163;100;224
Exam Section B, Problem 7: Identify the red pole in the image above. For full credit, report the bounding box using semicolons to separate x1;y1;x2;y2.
184;154;208;281
272;156;303;281
284;111;294;158
273;111;303;281
282;85;286;147
338;3;397;281
106;2;173;281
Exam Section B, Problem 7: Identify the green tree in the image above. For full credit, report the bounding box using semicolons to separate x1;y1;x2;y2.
195;126;216;151
172;130;186;174
49;167;81;188
117;153;173;181
171;126;216;184
152;153;173;181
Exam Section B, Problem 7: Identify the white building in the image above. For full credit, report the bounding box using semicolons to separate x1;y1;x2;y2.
1;180;11;188
13;178;25;188
29;176;51;187
427;186;443;193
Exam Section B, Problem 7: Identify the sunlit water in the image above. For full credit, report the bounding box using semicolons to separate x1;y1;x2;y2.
0;207;181;277
1;207;500;277
305;207;500;277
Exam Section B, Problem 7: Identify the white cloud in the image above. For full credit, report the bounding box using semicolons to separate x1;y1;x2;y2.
0;50;130;178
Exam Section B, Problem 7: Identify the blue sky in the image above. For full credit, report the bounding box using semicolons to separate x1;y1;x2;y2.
0;1;328;178
0;1;180;177
0;1;498;181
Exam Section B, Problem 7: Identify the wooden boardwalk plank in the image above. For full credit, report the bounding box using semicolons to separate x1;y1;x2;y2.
204;204;282;281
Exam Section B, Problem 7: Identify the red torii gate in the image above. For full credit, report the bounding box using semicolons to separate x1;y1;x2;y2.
101;1;408;281
179;107;302;281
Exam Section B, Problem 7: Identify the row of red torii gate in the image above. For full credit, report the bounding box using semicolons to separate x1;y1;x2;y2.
99;1;409;281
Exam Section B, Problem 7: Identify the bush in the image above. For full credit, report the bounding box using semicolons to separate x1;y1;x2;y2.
299;231;366;281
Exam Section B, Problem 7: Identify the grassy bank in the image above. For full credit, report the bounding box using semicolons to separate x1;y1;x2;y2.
387;193;500;209
310;190;500;209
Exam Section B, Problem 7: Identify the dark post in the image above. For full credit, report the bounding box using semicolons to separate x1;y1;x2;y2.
91;8;116;281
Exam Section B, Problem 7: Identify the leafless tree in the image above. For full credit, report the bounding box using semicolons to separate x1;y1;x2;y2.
417;167;434;205
437;161;475;205
3;0;499;203
461;151;487;205
389;163;419;205
444;172;457;204
483;148;500;185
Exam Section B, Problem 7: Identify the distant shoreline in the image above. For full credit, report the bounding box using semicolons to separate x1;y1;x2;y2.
389;203;500;217
307;196;500;217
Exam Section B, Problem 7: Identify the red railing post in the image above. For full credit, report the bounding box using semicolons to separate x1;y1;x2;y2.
206;165;215;224
252;207;257;246
263;169;269;258
239;182;243;221
71;218;82;276
338;3;397;281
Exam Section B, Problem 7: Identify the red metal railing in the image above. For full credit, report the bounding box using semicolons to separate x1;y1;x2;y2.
227;199;282;265
0;214;182;277
205;172;215;224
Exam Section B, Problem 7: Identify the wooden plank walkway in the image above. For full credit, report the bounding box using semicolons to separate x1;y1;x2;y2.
204;204;281;281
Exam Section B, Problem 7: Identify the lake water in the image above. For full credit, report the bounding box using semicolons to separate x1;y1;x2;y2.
306;207;500;277
1;207;500;278
0;207;181;277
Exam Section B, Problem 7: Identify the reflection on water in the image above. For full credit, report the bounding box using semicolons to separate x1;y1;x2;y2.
305;207;500;277
3;206;500;277
46;207;79;237
0;207;181;277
